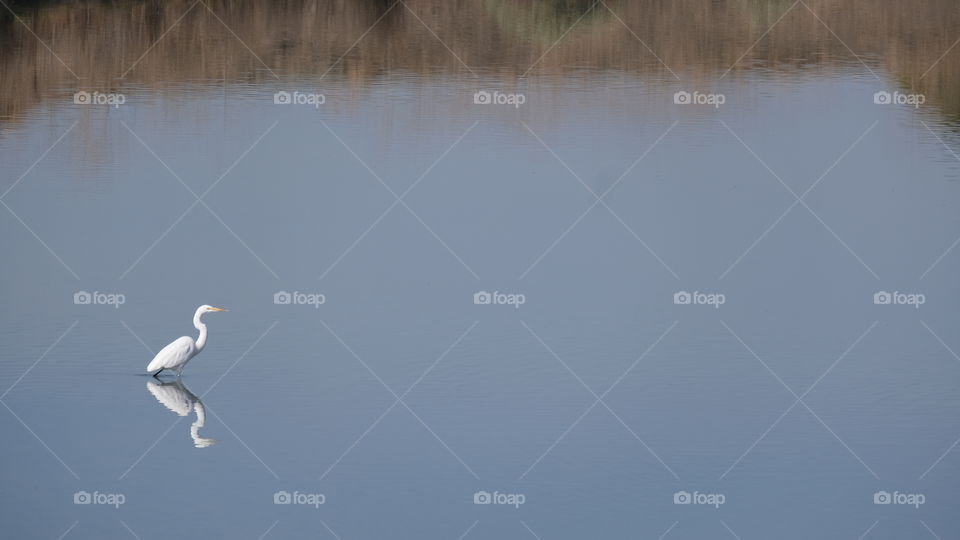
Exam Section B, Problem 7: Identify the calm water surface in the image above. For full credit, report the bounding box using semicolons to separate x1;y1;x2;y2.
2;1;960;538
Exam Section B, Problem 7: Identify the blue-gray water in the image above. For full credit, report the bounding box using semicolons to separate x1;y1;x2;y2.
2;2;960;538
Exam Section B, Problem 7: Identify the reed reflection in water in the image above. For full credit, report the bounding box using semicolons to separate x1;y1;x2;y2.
1;0;958;123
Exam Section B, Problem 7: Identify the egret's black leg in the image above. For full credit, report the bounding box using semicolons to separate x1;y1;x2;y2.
153;369;163;379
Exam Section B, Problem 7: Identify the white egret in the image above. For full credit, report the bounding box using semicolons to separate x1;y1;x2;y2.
147;305;226;378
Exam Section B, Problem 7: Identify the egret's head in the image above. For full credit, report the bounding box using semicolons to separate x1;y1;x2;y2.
192;305;227;329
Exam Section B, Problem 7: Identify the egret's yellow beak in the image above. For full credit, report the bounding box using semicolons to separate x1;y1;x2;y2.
210;307;227;312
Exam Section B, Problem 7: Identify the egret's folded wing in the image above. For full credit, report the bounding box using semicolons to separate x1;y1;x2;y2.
146;336;192;372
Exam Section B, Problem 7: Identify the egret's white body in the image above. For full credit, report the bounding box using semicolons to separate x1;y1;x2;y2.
147;305;226;377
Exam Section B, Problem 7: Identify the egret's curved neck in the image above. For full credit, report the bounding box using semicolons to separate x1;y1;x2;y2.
193;310;208;352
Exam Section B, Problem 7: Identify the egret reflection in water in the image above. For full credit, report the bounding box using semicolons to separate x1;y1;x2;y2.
146;380;218;448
